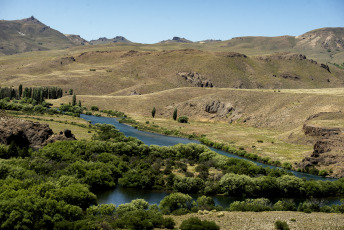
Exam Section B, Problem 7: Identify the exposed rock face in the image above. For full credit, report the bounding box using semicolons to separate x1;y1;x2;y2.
204;100;234;117
44;129;76;145
0;117;75;149
59;56;75;65
178;72;214;87
280;73;300;80
303;124;343;137
320;64;331;72
298;118;344;177
216;52;247;58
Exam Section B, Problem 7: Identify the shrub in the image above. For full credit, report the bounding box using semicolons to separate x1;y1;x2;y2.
180;217;219;230
162;217;176;229
229;198;272;212
318;169;329;177
178;116;189;123
173;108;178;121
274;220;290;230
91;106;99;111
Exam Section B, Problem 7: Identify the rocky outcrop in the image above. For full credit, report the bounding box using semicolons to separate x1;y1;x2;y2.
0;117;75;149
216;52;247;58
280;73;300;80
303;124;343;137
320;64;331;73
298;118;344;177
204;100;234;117
44;129;76;145
59;56;75;65
178;72;214;87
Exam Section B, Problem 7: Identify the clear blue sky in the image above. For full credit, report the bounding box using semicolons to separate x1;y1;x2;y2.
0;0;343;43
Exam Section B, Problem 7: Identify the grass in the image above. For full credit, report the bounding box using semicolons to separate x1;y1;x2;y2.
16;113;93;140
168;211;344;230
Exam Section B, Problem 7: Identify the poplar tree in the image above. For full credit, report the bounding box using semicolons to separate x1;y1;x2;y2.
173;108;178;121
152;107;156;118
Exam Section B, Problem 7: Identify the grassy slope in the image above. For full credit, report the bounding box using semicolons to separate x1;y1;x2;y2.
51;87;344;164
169;211;344;230
0;45;343;96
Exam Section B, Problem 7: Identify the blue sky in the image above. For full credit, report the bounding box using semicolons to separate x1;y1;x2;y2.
0;0;343;43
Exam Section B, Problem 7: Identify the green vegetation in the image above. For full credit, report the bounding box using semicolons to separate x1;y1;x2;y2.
1;117;344;228
173;108;178;121
179;217;220;230
152;107;156;118
178;116;189;123
275;220;290;230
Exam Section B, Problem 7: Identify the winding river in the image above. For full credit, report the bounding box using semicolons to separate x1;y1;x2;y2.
80;114;341;207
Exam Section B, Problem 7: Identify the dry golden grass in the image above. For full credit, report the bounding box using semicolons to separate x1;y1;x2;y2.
169;211;344;230
49;86;344;164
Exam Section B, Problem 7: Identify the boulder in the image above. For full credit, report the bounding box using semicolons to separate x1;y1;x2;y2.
0;116;75;149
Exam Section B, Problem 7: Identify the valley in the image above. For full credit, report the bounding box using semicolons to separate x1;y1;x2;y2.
1;16;344;229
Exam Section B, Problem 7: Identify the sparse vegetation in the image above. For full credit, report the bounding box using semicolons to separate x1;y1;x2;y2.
178;116;189;123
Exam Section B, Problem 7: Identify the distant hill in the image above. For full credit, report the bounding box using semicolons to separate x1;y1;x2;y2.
0;16;77;55
90;36;132;45
65;34;90;46
159;36;193;44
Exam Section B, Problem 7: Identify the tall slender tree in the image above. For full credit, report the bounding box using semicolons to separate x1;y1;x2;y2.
72;94;77;106
18;84;23;98
152;107;156;118
173;108;178;121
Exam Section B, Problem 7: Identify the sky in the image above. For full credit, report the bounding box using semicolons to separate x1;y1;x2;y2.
0;0;343;43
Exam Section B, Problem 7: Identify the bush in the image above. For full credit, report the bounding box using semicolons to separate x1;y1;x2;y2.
91;106;99;111
274;220;290;230
229;198;272;212
180;217;219;230
178;116;189;123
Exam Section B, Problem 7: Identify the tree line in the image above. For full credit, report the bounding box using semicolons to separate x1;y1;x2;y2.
0;84;63;102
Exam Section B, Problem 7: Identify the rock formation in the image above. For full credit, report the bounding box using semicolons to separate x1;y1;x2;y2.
204;100;234;117
178;72;214;87
0;116;76;149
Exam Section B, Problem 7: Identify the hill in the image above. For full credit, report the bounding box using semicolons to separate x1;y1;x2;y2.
159;36;193;44
90;36;132;45
0;16;77;55
65;34;90;46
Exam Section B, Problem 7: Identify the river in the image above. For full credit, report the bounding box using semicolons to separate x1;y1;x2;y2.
80;114;341;207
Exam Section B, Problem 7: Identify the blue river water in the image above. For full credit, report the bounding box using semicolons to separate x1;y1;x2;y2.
80;114;341;207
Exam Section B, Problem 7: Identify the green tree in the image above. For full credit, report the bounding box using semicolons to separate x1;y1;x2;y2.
72;94;77;106
69;89;73;95
18;84;23;98
159;192;193;214
152;107;156;118
78;100;82;107
173;108;178;120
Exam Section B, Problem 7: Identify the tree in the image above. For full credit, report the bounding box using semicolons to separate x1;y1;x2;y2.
78;100;82;107
159;192;193;214
152;107;156;118
18;84;23;98
72;94;77;106
69;89;73;95
173;108;177;120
